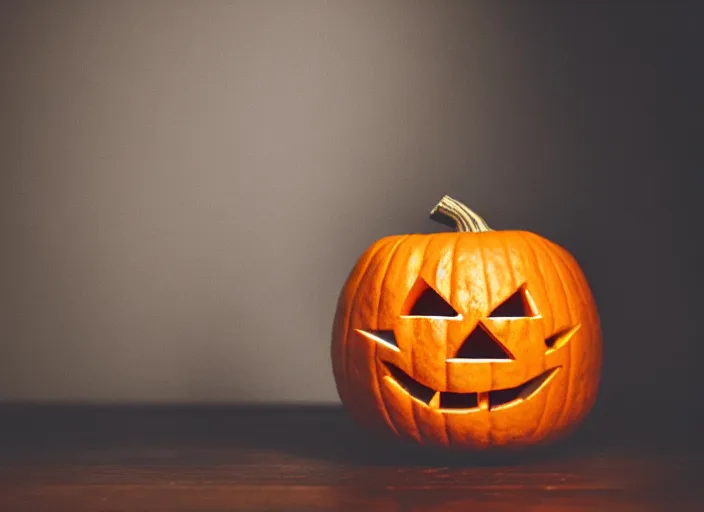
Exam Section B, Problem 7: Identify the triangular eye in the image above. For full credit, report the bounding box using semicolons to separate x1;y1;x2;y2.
488;286;537;318
401;277;460;318
451;324;514;360
355;329;400;351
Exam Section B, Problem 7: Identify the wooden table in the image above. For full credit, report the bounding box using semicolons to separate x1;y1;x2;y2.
1;405;702;511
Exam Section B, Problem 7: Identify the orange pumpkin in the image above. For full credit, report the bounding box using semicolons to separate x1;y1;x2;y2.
331;196;602;450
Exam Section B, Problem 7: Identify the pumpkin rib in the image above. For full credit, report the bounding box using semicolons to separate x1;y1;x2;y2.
500;235;542;443
549;245;591;432
551;244;599;340
443;233;463;449
416;236;456;448
341;238;396;427
547;243;590;330
522;233;570;439
332;243;384;405
413;239;453;448
523;234;560;333
500;236;518;292
534;237;576;435
373;235;412;437
497;235;522;374
516;234;553;441
477;239;495;445
385;234;434;444
547;242;600;430
411;236;439;445
357;237;409;430
448;234;492;445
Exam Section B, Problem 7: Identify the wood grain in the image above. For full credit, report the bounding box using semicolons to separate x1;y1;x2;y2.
0;405;702;511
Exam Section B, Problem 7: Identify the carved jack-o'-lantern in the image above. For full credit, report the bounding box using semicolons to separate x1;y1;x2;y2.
331;196;602;450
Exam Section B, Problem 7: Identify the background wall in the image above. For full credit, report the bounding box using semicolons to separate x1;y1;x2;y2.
1;1;701;427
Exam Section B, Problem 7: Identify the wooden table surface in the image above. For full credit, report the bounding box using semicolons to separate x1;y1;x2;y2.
0;405;702;511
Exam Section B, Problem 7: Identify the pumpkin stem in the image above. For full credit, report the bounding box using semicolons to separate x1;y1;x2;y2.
429;195;492;233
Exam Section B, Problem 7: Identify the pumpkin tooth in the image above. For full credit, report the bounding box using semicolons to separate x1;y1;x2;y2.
477;392;490;410
428;392;441;409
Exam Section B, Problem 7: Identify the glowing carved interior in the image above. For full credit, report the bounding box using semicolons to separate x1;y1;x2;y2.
488;285;539;319
400;277;462;320
355;329;400;352
545;324;581;353
357;280;575;414
449;323;514;361
383;362;561;412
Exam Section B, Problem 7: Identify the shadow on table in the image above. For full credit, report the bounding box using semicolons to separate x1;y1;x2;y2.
208;403;646;467
0;401;675;468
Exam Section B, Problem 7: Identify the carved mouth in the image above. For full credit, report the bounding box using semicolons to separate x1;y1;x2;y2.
383;362;560;412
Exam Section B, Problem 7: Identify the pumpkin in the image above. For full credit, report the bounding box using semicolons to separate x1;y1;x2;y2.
330;196;602;450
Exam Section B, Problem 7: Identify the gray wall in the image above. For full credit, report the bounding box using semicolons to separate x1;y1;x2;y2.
1;1;700;415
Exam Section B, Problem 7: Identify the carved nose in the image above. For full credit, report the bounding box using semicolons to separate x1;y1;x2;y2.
450;324;514;361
